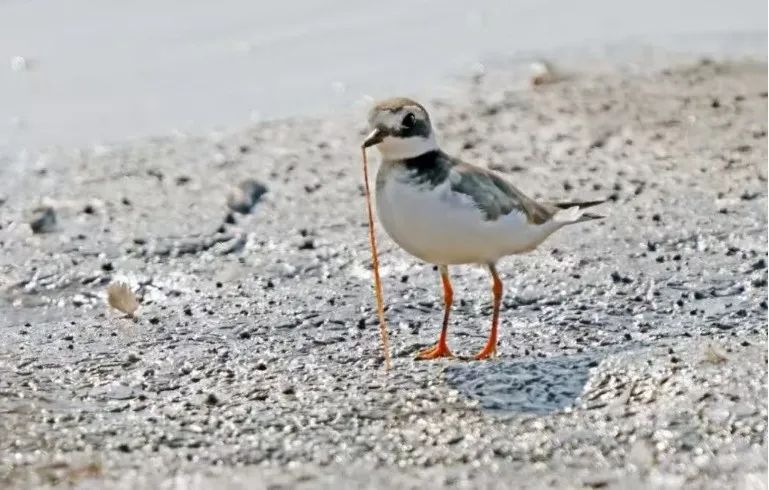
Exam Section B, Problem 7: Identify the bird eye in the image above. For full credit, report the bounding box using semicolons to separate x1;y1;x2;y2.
402;113;416;129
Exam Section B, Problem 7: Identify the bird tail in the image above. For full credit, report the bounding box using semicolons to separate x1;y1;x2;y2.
549;199;606;224
574;211;604;223
551;199;606;210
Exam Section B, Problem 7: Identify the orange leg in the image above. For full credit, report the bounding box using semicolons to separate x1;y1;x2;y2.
417;265;454;360
475;263;502;360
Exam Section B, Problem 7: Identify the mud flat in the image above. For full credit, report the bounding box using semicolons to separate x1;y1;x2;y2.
0;56;766;489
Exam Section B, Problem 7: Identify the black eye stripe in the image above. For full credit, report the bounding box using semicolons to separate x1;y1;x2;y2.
402;113;416;128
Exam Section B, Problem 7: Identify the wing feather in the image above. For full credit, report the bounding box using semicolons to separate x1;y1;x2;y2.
449;162;553;224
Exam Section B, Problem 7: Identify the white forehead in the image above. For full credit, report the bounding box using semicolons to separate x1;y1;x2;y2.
369;105;427;128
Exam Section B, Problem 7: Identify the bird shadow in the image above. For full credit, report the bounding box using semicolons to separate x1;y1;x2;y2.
443;352;602;414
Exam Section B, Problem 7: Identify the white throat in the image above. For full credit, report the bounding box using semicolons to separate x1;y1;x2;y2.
376;134;438;161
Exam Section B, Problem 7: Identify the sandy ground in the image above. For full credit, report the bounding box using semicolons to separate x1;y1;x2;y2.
0;56;767;489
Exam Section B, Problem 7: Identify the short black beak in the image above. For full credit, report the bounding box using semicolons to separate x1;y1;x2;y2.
361;128;385;148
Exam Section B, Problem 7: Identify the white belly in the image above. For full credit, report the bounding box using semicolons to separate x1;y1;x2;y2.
376;174;559;265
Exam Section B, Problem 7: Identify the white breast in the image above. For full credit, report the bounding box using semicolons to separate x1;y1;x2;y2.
375;169;559;265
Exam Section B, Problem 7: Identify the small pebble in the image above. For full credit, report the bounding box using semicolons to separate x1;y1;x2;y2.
530;60;558;86
611;271;633;284
175;175;191;186
10;56;28;72
29;206;56;233
282;386;296;395
227;178;268;214
298;238;315;250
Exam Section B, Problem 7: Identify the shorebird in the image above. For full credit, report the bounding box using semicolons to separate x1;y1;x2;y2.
362;97;604;360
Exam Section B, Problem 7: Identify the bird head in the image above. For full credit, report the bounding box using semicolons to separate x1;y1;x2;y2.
362;97;437;160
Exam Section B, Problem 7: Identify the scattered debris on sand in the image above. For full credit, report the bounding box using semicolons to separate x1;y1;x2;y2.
227;178;268;214
106;282;139;318
28;206;56;233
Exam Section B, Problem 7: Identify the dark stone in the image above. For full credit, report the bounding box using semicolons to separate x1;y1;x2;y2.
29;206;56;233
611;271;633;284
282;386;296;395
227;179;268;214
298;239;315;250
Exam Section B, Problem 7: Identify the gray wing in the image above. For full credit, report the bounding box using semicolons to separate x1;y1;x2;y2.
449;162;554;224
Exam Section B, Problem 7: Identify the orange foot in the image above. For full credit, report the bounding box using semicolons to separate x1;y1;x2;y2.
416;342;454;360
474;342;497;360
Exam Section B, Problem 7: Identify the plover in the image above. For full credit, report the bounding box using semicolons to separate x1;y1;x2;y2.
362;97;604;360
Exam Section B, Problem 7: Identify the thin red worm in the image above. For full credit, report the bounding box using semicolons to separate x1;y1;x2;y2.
361;147;392;371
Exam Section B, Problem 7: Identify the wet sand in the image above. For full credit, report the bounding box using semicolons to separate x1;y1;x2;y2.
0;55;767;488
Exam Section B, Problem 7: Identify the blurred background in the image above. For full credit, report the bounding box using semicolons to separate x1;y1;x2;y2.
0;0;765;154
